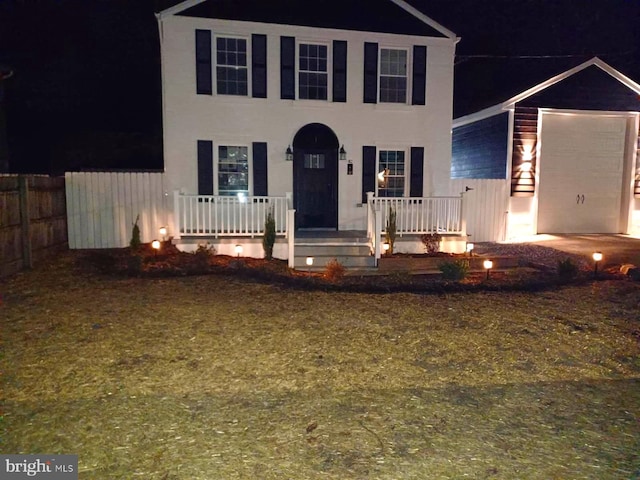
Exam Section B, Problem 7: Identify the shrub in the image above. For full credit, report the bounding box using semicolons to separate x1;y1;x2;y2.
439;259;469;281
385;207;397;254
324;258;346;282
130;215;141;251
557;258;579;281
191;243;216;273
263;208;276;260
421;233;442;254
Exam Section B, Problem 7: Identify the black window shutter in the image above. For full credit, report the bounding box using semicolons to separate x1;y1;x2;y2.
411;46;427;105
252;142;268;196
363;42;378;104
197;140;214;195
362;146;377;203
410;147;424;197
333;40;347;102
195;30;212;95
252;34;267;98
280;36;295;99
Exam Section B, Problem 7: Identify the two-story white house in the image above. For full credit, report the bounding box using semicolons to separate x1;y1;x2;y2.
157;0;461;265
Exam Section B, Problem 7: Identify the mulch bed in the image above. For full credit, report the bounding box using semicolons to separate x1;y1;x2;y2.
75;241;627;295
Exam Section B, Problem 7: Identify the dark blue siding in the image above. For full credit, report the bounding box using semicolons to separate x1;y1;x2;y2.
520;66;640;111
452;112;509;179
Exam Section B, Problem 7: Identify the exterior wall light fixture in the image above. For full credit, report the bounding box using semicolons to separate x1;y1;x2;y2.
339;145;347;161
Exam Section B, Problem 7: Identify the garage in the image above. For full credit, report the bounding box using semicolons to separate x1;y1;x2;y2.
536;111;629;234
451;57;640;241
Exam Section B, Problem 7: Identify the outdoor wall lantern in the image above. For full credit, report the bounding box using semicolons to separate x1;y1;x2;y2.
235;244;243;257
483;259;493;280
466;242;475;256
237;192;247;203
339;145;347;161
286;145;293;162
520;160;532;172
592;251;603;275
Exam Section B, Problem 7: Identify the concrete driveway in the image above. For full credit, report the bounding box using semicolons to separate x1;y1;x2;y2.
511;234;640;268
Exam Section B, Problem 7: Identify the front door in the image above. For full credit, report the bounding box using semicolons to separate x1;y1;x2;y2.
292;123;339;229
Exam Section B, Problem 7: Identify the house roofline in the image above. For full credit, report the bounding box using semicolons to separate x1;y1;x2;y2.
454;57;640;127
157;0;208;20
388;0;457;39
157;0;458;39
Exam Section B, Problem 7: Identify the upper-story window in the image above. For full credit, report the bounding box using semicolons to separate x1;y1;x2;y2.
298;43;328;100
377;150;405;197
218;145;249;195
379;48;408;103
216;37;248;96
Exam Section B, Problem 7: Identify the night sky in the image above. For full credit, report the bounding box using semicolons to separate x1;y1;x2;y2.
0;0;637;174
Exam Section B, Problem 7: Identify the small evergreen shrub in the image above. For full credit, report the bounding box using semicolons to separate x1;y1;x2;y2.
421;233;442;254
193;242;216;270
130;215;141;250
324;258;346;281
385;207;397;254
557;258;579;281
263;208;276;260
439;259;469;281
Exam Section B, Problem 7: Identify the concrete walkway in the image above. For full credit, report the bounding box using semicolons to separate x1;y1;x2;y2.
508;234;640;268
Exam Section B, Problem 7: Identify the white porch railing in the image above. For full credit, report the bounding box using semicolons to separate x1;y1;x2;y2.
174;191;291;237
371;194;464;236
365;192;465;262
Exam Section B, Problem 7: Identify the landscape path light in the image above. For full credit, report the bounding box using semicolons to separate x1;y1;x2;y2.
235;244;243;257
483;259;493;280
151;239;161;257
306;256;314;275
466;242;474;257
159;226;167;241
592;251;603;275
382;242;390;254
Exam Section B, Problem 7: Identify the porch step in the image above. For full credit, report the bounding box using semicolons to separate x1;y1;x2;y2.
293;238;375;270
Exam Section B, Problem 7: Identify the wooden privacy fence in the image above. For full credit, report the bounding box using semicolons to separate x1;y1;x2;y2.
0;175;67;277
450;179;510;242
65;171;168;249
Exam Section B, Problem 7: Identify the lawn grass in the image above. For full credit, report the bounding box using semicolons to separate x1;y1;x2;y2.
1;253;640;479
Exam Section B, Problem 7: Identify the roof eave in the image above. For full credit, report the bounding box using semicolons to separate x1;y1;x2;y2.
156;0;458;40
156;0;208;20
388;0;457;39
503;56;640;109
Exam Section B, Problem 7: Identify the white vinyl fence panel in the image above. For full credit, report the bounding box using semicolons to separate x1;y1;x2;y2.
451;179;510;242
65;172;168;249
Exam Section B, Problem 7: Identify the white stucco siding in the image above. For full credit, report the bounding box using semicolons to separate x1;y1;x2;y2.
159;15;456;230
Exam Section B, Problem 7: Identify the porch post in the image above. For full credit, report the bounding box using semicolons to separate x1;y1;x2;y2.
366;191;374;239
173;190;182;240
287;208;296;268
374;202;382;263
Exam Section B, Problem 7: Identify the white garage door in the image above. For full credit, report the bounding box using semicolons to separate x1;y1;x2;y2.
537;111;627;234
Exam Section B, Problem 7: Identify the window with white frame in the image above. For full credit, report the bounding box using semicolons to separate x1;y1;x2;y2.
378;150;405;197
218;146;249;195
298;43;328;100
216;37;248;96
379;48;408;103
